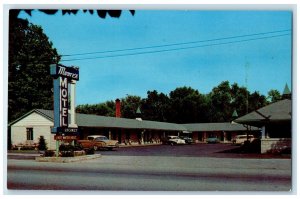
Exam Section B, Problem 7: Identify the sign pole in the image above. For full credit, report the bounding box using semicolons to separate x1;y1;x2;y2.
56;140;59;157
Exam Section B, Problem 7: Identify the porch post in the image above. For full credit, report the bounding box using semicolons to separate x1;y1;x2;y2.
69;80;77;128
140;130;144;145
108;130;112;140
261;126;266;138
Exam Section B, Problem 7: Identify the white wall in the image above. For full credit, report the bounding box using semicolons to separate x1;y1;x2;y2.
261;138;291;154
11;112;56;150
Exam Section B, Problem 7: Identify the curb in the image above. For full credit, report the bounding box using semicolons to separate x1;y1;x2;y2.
35;154;101;163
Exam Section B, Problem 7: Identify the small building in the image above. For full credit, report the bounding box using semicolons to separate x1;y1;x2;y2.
9;109;259;150
234;99;292;153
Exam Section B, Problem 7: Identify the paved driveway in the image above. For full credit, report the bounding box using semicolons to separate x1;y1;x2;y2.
8;143;291;160
97;143;291;159
6;144;292;191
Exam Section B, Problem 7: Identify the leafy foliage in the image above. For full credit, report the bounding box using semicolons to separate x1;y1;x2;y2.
267;89;282;103
141;90;170;122
168;87;209;123
38;136;48;151
210;81;233;122
8;16;60;122
121;95;142;119
76;81;272;123
12;9;135;21
8;8;135;123
76;100;115;117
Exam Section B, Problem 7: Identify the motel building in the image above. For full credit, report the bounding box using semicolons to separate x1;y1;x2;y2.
8;98;291;154
8;99;259;151
8;99;260;150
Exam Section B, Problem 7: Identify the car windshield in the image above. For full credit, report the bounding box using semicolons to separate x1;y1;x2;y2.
88;136;108;141
95;137;108;141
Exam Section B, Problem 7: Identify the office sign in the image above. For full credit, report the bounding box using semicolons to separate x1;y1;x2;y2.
54;135;79;140
51;64;79;80
56;127;79;134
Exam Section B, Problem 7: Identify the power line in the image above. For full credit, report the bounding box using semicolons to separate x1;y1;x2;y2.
61;33;290;62
61;29;291;57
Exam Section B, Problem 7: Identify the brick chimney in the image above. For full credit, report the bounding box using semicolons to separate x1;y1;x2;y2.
115;98;121;118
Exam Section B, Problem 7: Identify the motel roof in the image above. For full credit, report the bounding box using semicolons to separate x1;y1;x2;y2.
75;112;186;131
234;99;292;127
182;122;257;132
9;109;259;132
9;109;186;132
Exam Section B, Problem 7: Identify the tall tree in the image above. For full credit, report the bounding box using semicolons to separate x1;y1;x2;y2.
141;90;170;122
8;17;60;122
121;95;142;119
76;101;115;117
230;83;250;118
248;91;267;112
267;89;282;103
210;81;233;122
168;86;208;123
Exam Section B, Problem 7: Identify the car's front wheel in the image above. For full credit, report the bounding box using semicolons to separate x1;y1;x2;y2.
93;146;98;151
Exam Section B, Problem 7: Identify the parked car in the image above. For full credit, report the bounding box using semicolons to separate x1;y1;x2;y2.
162;136;186;145
77;135;119;151
232;135;255;145
179;136;195;144
206;137;220;144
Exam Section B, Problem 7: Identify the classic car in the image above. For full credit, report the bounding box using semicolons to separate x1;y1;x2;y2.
78;135;119;151
206;137;220;144
162;136;186;145
179;136;195;144
232;135;255;145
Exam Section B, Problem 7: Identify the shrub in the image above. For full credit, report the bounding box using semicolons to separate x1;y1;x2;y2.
84;148;95;155
38;136;48;151
74;143;83;151
59;144;75;157
237;139;260;153
44;150;55;157
59;144;75;151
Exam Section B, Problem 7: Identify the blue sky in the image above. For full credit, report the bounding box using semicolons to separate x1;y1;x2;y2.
19;10;292;105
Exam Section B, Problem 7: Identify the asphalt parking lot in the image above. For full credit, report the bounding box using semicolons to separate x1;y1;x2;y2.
7;143;291;160
7;143;292;191
96;143;291;159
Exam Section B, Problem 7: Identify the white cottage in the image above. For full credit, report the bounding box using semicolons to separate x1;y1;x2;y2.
9;109;56;150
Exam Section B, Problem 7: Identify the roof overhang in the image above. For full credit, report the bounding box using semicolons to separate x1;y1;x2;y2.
234;119;291;128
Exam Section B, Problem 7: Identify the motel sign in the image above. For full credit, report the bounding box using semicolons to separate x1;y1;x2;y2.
50;64;79;137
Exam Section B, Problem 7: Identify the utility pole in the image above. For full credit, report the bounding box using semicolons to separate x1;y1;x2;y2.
245;60;250;142
245;61;250;114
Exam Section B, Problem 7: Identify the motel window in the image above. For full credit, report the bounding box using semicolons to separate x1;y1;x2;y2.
26;128;33;140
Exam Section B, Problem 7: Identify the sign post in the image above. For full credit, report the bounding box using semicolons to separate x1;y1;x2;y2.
50;64;79;157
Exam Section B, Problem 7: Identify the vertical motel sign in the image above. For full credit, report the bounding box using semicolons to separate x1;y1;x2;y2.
50;64;79;136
